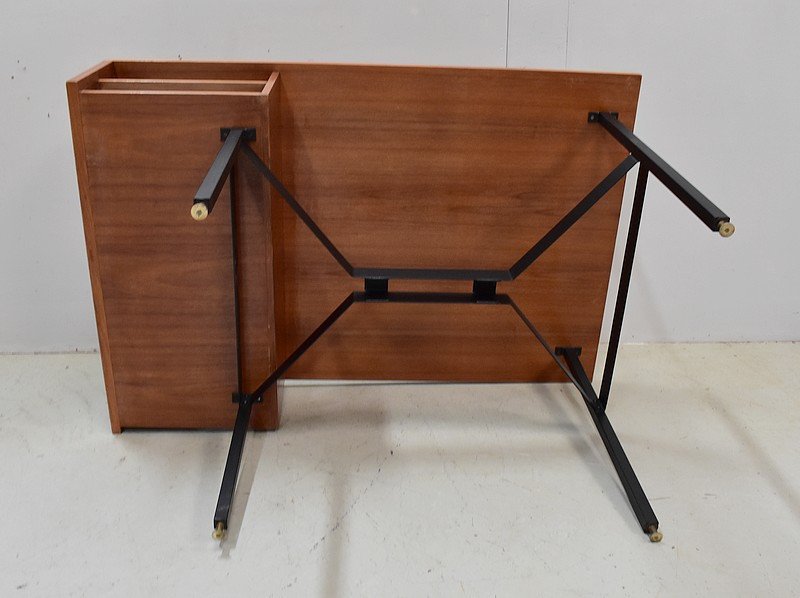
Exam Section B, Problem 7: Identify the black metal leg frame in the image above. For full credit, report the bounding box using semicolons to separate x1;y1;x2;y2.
194;114;734;542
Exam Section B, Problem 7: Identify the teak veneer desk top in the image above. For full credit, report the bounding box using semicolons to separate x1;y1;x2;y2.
68;60;641;432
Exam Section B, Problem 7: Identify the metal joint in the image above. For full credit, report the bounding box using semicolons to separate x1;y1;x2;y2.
231;392;261;404
554;346;581;357
364;278;389;301
220;127;256;142
588;111;618;122
472;280;497;302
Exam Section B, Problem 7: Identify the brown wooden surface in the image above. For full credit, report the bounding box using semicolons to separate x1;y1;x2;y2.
68;61;640;431
68;62;279;431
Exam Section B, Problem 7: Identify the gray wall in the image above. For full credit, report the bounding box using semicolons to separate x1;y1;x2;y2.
2;1;798;351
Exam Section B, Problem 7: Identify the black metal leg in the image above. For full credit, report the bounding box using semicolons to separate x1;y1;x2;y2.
598;166;649;409
593;112;731;233
558;347;662;542
502;297;661;541
213;393;255;539
229;164;243;395
212;293;356;538
192;128;253;220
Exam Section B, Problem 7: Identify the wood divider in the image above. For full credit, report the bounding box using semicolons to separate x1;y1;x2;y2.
94;78;269;93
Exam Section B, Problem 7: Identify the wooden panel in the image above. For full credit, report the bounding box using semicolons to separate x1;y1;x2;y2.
69;67;279;430
68;61;640;430
266;65;639;382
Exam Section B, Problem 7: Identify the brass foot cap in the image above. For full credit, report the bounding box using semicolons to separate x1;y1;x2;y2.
718;221;735;238
212;522;225;541
192;202;209;221
647;526;663;543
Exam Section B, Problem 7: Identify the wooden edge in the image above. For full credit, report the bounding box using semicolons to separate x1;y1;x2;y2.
111;59;642;81
261;71;280;97
66;61;123;433
264;71;287;366
67;60;116;86
257;71;283;430
96;78;268;92
82;89;268;97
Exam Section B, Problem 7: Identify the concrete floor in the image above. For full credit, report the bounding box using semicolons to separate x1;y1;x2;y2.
0;343;798;597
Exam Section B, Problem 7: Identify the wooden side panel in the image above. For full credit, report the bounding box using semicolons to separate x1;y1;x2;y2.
75;89;277;430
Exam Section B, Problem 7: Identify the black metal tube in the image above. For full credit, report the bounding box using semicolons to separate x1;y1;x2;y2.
508;155;639;279
194;128;246;217
213;394;254;530
351;267;512;282
599;166;649;409
250;293;356;399
240;144;354;276
592;408;659;534
559;348;659;535
229;164;243;395
596;112;730;231
555;347;597;406
353;290;499;304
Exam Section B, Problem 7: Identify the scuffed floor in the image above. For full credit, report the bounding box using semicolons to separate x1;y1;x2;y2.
1;343;798;596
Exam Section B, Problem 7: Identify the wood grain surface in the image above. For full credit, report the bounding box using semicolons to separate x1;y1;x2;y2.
68;61;640;431
68;63;279;430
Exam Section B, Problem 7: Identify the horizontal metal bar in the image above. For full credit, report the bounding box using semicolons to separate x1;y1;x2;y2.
193;128;246;217
213;393;255;531
351;267;512;282
353;291;502;304
240;144;354;275
596;112;730;231
250;293;356;399
508;155;639;279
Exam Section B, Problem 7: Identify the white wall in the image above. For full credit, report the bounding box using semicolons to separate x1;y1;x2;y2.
1;1;798;352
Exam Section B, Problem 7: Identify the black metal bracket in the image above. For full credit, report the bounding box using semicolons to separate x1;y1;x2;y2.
221;127;256;142
472;280;497;303
232;392;262;404
588;111;618;122
364;278;389;301
554;346;580;357
194;112;734;543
